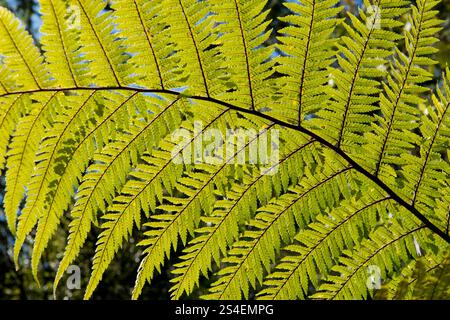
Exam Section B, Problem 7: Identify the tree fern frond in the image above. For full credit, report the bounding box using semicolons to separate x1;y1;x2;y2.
53;103;229;294
13;90;95;270
132;118;277;299
0;0;449;301
0;7;50;89
258;192;392;300
137;0;230;97
110;0;185;89
275;0;341;125
45;91;152;293
319;0;409;150
33;96;183;283
211;0;275;111
70;0;132;86
0;94;26;172
13;90;136;269
169;133;318;300
370;0;442;179
314;219;427;299
4;92;59;233
204;153;356;300
402;70;450;229
82;101;228;299
40;0;87;87
374;247;448;299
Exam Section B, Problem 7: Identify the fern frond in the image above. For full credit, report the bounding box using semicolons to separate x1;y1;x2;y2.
402;70;450;229
275;0;341;125
53;103;228;294
48;91;152;292
0;7;50;89
204;152;355;299
258;192;392;300
40;0;87;87
169;133;317;299
409;247;450;299
13;91;95;270
82;101;227;299
13;91;139;268
374;248;448;299
370;0;442;178
70;0;132;86
319;0;409;150
4;92;59;233
0;94;26;172
314;219;427;299
110;0;183;89
211;0;275;111
137;0;230;97
0;0;449;301
33;96;182;282
132;117;276;299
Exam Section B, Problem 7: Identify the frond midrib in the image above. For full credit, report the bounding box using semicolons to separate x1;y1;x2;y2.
2;84;447;246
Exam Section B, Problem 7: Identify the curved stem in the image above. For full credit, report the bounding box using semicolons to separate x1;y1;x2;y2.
1;85;449;244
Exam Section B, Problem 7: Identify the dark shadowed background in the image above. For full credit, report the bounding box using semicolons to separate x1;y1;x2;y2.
0;0;449;300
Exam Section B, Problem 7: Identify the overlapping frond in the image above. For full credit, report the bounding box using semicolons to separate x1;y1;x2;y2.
0;7;50;89
0;94;27;173
0;6;51;175
402;70;450;229
53;102;228;293
35;95;182;283
83;100;227;298
4;92;59;233
0;0;448;300
40;0;86;87
211;0;275;110
133;116;279;299
69;0;132;85
275;0;341;124
258;191;392;299
203;151;356;300
168;131;318;300
368;0;442;178
375;246;450;299
317;0;409;150
313;217;426;299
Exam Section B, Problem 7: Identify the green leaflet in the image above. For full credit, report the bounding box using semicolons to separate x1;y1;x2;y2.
169;130;317;299
313;216;428;299
4;92;59;233
0;0;448;300
375;246;450;299
258;192;393;300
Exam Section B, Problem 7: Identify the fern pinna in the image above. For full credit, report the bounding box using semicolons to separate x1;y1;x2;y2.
0;0;449;300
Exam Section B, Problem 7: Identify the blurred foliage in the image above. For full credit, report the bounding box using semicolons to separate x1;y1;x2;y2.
0;0;449;300
375;249;450;300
